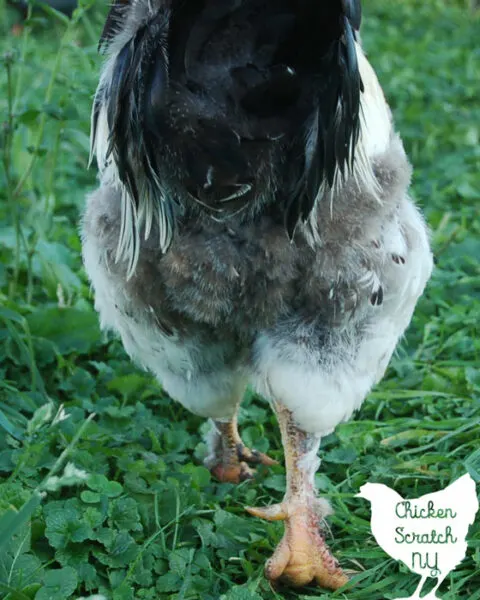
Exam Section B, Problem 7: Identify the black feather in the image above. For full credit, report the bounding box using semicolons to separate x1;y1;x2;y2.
342;0;362;31
95;0;365;252
299;2;363;233
99;0;130;53
240;65;299;117
99;7;175;258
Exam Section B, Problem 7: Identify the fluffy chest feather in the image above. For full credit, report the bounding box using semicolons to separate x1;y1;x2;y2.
82;131;433;430
83;135;412;343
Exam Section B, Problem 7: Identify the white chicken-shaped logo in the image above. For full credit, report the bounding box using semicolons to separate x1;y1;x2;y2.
357;474;478;599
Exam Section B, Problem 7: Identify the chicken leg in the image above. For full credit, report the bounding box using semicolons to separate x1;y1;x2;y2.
205;414;278;483
246;402;348;589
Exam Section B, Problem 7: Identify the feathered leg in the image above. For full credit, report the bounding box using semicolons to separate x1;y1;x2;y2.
205;413;278;483
246;402;347;589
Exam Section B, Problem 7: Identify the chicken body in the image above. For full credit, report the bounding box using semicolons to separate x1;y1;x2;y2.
82;0;433;589
83;133;430;433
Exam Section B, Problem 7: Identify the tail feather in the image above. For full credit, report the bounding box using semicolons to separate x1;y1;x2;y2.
93;7;173;274
91;0;366;272
342;0;362;30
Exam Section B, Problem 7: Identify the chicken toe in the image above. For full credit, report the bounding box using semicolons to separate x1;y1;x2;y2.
247;501;347;588
205;416;278;483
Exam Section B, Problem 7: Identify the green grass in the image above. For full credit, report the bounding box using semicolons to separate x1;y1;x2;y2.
0;1;479;599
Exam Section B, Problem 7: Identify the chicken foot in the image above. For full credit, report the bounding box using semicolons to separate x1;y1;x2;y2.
246;402;348;589
205;415;278;483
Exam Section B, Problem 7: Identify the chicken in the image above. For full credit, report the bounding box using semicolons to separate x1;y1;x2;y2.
357;474;479;599
81;0;433;589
